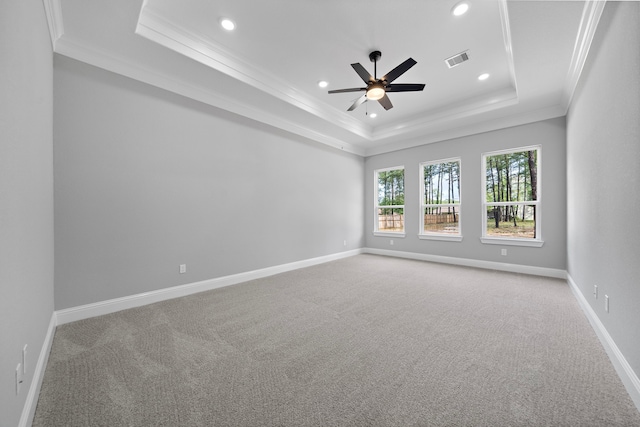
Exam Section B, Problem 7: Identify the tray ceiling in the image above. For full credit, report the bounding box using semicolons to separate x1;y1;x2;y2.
44;0;605;156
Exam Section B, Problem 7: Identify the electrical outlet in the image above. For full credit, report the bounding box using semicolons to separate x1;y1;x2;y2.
16;364;23;395
343;240;347;246
501;249;507;256
179;264;186;274
594;285;598;299
605;295;609;313
390;239;394;246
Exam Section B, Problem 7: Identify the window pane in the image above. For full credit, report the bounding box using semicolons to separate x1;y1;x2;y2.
377;169;405;205
485;150;537;202
485;205;536;239
423;206;459;234
377;207;404;232
423;161;460;204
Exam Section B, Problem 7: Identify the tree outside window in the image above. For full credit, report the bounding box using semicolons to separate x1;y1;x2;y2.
375;167;404;233
420;159;461;237
482;146;541;243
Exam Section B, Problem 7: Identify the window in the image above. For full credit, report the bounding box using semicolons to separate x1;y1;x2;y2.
419;158;462;241
482;146;542;247
374;166;405;236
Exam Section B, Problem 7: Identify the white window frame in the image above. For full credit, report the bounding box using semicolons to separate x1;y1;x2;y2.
418;157;462;242
481;145;543;247
374;166;405;237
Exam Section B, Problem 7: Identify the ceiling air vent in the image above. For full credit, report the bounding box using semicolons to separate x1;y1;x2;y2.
445;50;470;68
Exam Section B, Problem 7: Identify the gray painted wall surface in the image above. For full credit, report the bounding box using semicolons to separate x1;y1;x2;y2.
567;2;640;378
53;56;365;310
365;118;567;270
0;1;55;426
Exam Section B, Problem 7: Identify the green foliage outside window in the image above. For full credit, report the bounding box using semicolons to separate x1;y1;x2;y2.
377;169;404;215
485;149;538;238
422;160;461;235
376;168;405;232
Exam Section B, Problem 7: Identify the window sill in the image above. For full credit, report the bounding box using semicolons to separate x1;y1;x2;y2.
480;237;544;247
373;231;406;238
418;234;463;242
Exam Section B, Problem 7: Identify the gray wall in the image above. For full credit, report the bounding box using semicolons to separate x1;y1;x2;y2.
53;56;365;310
567;2;640;378
0;1;55;426
365;117;567;270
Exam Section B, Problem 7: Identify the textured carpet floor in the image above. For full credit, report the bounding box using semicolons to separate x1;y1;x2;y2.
34;255;640;426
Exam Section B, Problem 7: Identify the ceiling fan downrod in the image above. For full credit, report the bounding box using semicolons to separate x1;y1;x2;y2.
369;50;382;79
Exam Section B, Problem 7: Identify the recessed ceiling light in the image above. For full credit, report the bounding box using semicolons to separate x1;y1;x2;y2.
452;2;469;16
318;81;328;88
369;113;377;118
220;18;236;31
478;73;490;81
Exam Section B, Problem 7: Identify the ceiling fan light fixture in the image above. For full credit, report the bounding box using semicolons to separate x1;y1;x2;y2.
366;83;385;100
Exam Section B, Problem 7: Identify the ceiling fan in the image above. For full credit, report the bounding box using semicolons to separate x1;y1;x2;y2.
328;50;425;112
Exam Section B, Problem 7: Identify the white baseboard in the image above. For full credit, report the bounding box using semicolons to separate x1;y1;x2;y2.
56;249;363;325
567;274;640;412
366;248;639;411
22;250;640;422
363;247;567;279
19;311;57;427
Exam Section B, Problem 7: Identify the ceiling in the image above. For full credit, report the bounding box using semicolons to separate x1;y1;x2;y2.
44;0;606;156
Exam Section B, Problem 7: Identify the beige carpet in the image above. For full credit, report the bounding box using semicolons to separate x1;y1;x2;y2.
34;255;640;426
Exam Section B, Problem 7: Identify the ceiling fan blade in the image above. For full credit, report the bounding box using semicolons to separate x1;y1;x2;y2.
351;63;375;84
347;95;367;111
377;93;393;110
381;58;417;84
385;83;426;92
328;87;366;94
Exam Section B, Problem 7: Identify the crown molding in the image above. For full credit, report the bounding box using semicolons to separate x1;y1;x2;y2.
41;0;64;50
56;25;541;160
561;0;607;111
47;0;582;158
364;102;565;157
135;5;372;142
134;3;526;149
498;0;518;93
54;37;365;156
371;87;519;142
